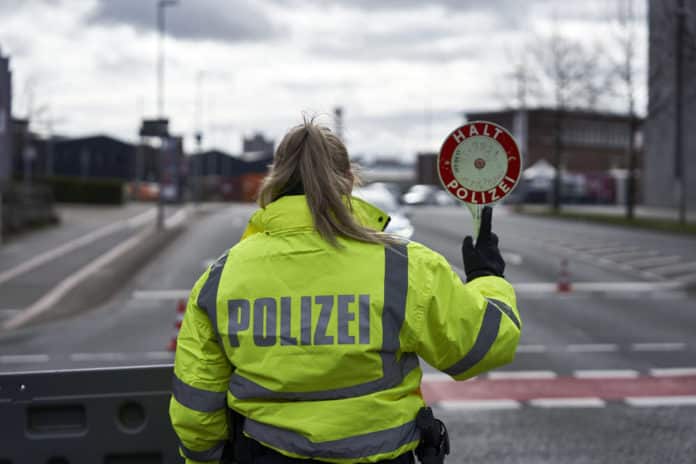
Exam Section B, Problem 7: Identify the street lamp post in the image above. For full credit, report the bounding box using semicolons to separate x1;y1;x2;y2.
157;0;178;119
156;0;177;230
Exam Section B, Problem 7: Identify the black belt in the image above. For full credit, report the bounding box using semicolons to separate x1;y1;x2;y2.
224;410;417;464
247;439;415;464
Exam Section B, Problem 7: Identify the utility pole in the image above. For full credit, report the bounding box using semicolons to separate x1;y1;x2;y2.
157;0;177;118
334;106;344;142
156;0;178;231
194;70;204;205
674;0;686;225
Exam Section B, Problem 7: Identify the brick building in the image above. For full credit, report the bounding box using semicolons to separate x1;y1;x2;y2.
464;108;642;174
414;109;641;204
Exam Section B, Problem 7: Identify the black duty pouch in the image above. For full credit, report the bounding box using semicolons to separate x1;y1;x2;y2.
415;407;450;464
221;408;251;463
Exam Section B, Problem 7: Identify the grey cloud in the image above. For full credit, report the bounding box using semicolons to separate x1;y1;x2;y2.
0;0;62;15
273;0;630;25
87;0;282;43
308;24;489;63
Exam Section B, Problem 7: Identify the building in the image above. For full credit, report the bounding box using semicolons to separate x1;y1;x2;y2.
414;109;642;204
464;109;642;174
359;157;415;188
644;0;696;211
188;149;270;201
0;49;11;186
52;135;137;180
242;132;274;159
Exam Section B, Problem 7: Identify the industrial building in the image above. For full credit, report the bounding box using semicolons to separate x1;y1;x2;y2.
644;0;696;211
417;108;642;204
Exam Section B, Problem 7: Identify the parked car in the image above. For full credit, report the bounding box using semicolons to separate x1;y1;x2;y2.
353;185;414;239
401;184;456;206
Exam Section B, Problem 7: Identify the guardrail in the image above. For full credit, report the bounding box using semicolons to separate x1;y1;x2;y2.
0;364;182;464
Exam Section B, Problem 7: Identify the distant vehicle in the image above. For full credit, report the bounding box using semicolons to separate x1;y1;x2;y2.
401;184;456;206
128;181;159;201
365;182;404;203
353;185;414;239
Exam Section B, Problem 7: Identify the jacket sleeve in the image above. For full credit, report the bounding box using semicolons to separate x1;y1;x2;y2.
408;246;521;380
169;266;233;464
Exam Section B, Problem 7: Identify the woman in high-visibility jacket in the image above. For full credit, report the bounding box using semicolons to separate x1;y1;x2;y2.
169;118;521;464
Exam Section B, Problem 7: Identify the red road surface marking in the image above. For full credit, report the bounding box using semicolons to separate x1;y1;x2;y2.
421;375;696;402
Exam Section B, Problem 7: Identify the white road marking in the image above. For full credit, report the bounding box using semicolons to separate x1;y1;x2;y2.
437;400;521;410
631;342;686;352
511;281;684;295
515;344;548;353
132;289;190;300
570;282;683;293
651;261;696;276
164;208;189;229
623;255;682;268
488;370;557;380
513;283;558;294
0;354;50;363
649;367;696;377
422;372;453;383
145;351;175;360
0;208;155;286
569;244;627;253
603;250;660;261
70;352;129;362
4;227;154;330
529;398;606;408
567;344;618;353
625;396;696;407
573;370;639;379
590;246;640;255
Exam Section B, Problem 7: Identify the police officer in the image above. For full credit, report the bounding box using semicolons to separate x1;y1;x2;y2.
169;118;521;464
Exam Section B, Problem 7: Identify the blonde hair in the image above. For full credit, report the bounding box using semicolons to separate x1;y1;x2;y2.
257;116;393;247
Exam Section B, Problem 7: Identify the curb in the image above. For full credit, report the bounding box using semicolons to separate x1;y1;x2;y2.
1;209;190;331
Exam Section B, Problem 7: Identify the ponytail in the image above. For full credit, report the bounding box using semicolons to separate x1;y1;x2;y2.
258;116;395;247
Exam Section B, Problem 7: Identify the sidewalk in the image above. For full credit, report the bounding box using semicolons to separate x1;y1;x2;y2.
0;202;188;330
0;203;153;274
519;204;696;224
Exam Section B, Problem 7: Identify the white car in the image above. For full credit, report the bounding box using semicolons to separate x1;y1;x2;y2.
401;184;455;206
353;185;414;239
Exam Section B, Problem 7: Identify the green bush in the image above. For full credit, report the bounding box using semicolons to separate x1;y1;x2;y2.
48;176;126;205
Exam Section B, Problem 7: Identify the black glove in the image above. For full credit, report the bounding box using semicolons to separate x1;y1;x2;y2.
461;206;505;282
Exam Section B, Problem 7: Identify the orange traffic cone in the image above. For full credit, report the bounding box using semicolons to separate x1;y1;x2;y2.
168;299;187;351
557;258;572;293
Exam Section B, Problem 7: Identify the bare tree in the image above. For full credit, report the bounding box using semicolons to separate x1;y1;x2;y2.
604;0;643;220
528;25;605;212
493;43;543;110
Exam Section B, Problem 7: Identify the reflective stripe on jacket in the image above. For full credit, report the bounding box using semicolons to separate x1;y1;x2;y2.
169;195;521;464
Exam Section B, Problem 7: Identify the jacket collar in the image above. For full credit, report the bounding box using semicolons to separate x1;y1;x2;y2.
242;195;389;239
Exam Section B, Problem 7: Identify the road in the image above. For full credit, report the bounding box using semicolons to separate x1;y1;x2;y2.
1;203;695;462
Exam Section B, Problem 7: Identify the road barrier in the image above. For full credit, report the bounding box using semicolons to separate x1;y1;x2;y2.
0;364;181;464
168;299;186;351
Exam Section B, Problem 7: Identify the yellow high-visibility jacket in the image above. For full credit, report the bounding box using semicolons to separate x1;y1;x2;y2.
170;195;521;464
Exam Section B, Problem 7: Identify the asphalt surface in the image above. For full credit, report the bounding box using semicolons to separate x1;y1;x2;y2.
1;202;695;463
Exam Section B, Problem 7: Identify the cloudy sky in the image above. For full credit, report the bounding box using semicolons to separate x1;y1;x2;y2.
0;0;647;159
